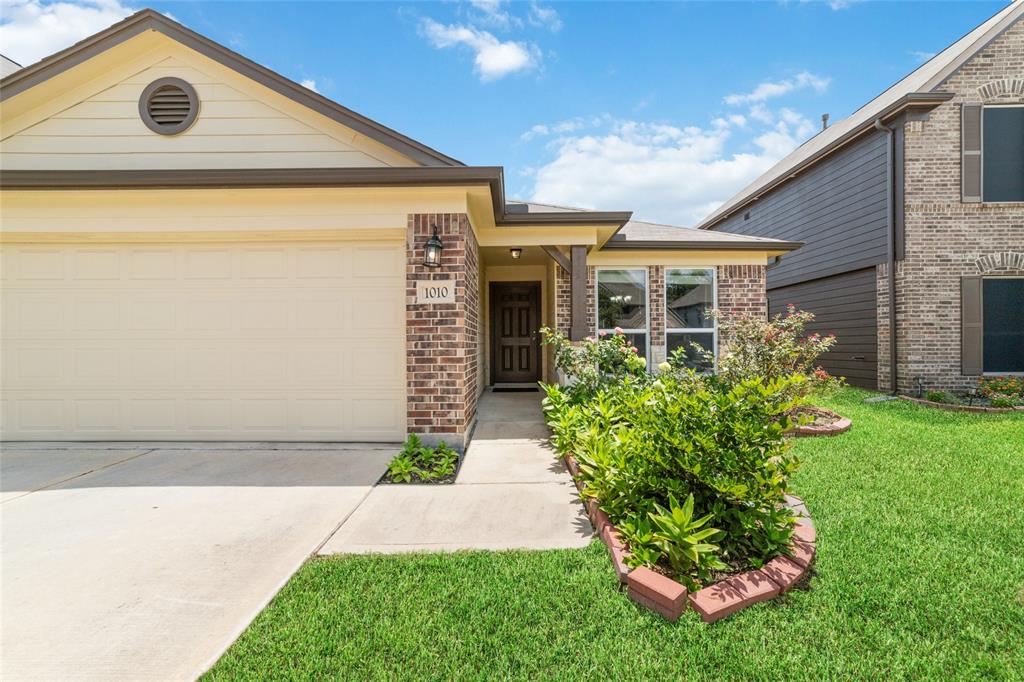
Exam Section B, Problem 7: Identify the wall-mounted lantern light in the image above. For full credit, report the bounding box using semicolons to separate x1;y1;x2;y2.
423;225;444;268
510;248;523;260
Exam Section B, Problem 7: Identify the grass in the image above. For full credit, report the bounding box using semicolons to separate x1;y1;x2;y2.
206;388;1024;681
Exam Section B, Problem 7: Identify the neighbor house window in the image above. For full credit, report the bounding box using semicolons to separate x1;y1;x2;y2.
982;106;1024;202
982;277;1024;373
597;268;648;360
665;268;716;369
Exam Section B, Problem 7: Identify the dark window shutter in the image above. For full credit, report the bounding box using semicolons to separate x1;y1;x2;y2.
961;276;983;375
962;104;982;203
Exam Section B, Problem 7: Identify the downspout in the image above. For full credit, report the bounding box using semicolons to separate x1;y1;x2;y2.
874;118;898;394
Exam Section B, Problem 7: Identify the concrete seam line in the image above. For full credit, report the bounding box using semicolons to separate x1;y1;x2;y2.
310;484;379;556
0;448;158;504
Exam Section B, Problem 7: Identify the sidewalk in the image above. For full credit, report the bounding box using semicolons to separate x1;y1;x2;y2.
318;390;592;554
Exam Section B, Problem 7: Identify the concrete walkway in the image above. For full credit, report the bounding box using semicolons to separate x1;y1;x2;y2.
318;390;592;554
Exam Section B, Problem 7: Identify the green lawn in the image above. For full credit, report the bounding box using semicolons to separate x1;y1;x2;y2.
207;389;1024;681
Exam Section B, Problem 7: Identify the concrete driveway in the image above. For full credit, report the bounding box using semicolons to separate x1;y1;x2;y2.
0;442;394;681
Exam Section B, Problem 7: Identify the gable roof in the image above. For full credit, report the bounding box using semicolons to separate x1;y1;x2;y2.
698;0;1024;230
507;201;799;252
0;9;462;167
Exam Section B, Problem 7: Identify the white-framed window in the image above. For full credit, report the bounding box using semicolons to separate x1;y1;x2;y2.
982;104;1024;203
665;267;717;370
596;267;649;363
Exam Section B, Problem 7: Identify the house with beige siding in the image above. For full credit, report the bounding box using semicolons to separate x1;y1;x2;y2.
701;1;1024;393
0;10;796;447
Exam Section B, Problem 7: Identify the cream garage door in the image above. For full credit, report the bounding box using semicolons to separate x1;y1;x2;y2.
0;242;406;441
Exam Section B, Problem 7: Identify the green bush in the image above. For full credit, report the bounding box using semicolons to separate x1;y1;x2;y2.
980;375;1024;399
925;390;956;404
385;435;459;483
686;305;844;403
542;372;804;588
988;393;1020;408
539;326;647;401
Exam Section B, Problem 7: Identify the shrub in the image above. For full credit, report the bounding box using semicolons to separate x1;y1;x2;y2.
539;326;647;400
926;390;956;404
689;305;843;402
385;435;459;484
544;372;804;588
980;376;1024;399
988;393;1020;408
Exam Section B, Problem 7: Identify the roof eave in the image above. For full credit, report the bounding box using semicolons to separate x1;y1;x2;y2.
698;91;954;230
601;239;803;252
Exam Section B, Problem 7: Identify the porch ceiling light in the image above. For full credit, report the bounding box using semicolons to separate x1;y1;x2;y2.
510;248;523;259
424;225;444;268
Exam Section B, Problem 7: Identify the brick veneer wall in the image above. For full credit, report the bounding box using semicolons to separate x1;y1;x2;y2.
552;262;767;363
406;213;479;447
886;19;1024;392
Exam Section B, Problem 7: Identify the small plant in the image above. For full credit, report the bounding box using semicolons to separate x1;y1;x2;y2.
540;326;647;400
691;305;844;402
988;393;1020;408
926;390;956;404
384;435;460;484
980;376;1024;400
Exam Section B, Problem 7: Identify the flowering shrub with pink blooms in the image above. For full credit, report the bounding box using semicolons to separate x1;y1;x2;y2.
540;326;647;400
690;305;844;402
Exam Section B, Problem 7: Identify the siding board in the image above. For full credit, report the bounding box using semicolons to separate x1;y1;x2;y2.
717;130;889;290
768;269;878;388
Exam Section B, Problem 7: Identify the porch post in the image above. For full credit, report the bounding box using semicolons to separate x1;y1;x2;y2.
570;245;588;341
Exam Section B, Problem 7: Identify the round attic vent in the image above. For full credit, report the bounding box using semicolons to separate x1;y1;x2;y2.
139;77;199;135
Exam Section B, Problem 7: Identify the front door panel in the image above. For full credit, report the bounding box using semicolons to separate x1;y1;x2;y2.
492;283;540;383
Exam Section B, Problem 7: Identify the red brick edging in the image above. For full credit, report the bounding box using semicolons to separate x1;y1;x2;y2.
790;407;852;437
898;395;1024;413
566;453;816;623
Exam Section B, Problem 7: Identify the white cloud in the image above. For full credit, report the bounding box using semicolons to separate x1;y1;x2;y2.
299;79;319;93
724;71;830;106
910;50;936;63
420;18;539;82
528;110;816;226
528;2;562;32
520;116;607;141
468;0;520;29
0;0;136;66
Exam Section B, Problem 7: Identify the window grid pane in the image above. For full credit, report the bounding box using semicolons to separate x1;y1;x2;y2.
667;331;714;370
597;269;647;331
982;278;1024;372
666;268;714;330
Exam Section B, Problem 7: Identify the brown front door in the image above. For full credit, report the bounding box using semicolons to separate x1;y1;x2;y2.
491;282;541;384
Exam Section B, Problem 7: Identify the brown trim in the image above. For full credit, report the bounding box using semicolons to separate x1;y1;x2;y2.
601;239;802;252
699;92;954;230
0;9;462;167
489;281;542;385
138;77;199;135
570;245;588;341
0;167;632;230
541;245;571;272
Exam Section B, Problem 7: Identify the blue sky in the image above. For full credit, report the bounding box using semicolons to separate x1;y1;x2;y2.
0;0;1009;224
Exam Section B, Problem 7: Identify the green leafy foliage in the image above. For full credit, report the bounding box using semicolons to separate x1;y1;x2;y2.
926;390;956;404
539;326;647;400
385;435;460;484
689;305;844;403
544;369;803;585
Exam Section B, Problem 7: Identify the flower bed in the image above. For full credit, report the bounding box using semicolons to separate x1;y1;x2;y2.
566;452;816;623
381;435;461;484
788;406;853;437
898;395;1024;414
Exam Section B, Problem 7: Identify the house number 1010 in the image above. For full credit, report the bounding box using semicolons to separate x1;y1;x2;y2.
416;279;456;304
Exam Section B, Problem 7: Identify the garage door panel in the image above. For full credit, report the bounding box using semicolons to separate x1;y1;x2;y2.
1;242;405;441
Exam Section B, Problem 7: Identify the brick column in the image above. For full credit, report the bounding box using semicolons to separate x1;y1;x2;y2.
717;264;768;353
406;213;479;449
649;266;666;364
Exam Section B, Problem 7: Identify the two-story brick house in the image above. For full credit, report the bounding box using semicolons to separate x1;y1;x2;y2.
700;1;1023;393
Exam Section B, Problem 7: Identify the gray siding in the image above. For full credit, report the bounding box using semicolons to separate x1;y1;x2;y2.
768;269;878;389
716;130;890;290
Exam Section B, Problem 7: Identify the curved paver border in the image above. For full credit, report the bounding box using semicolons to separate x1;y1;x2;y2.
565;452;815;623
789;406;852;437
898;395;1024;414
